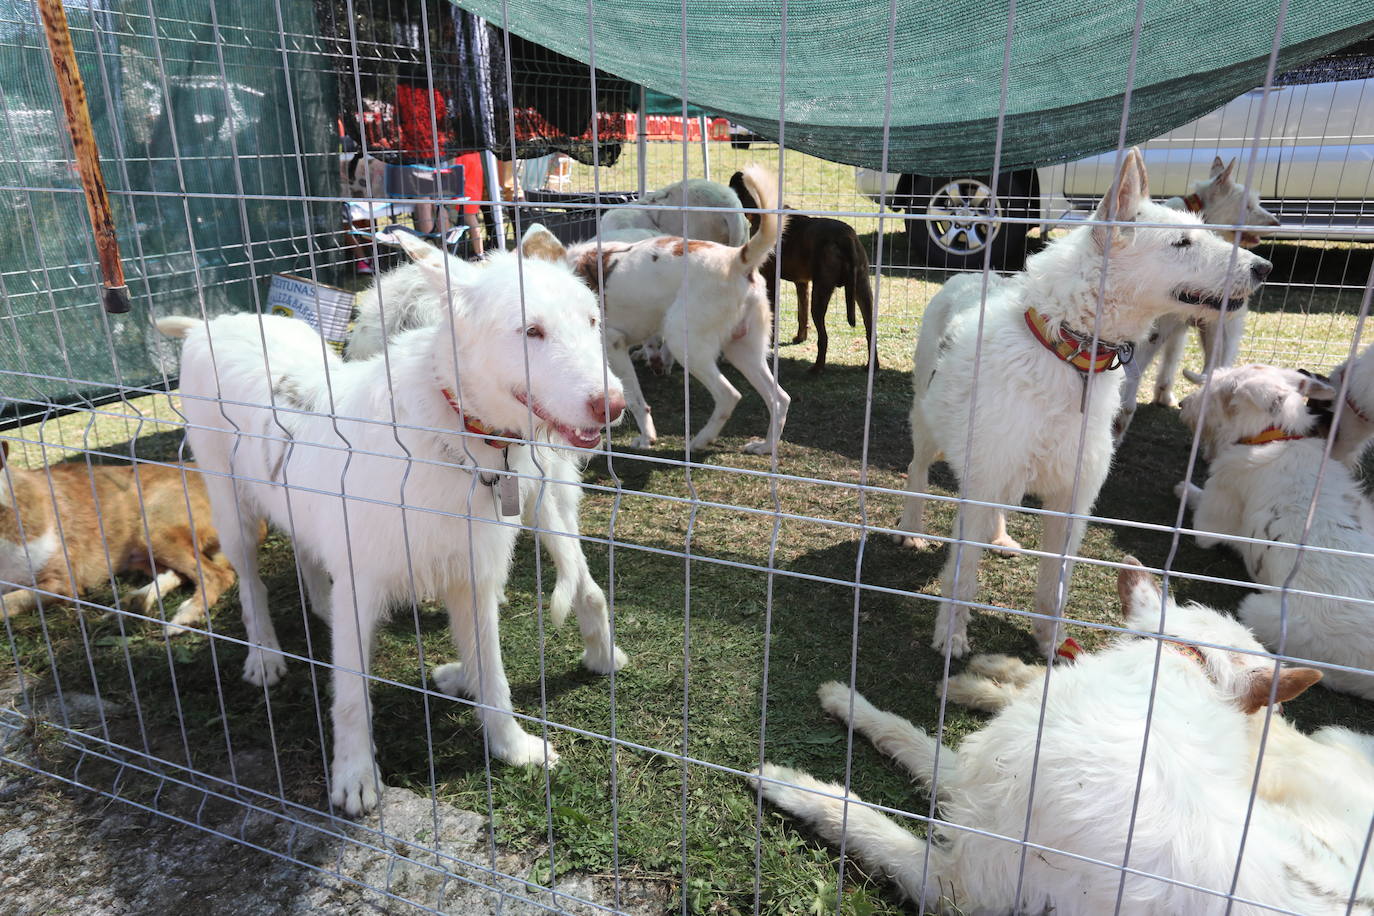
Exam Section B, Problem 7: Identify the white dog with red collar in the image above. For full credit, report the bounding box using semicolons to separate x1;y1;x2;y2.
157;224;628;816
1177;363;1374;701
896;148;1272;659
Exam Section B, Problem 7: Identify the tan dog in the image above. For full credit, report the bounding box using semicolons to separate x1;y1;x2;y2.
0;442;244;633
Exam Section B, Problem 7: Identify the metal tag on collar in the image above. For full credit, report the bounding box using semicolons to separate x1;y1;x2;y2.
497;450;520;518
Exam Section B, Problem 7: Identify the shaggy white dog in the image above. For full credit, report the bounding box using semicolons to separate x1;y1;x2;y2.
756;559;1374;916
570;165;789;454
1113;156;1281;443
1177;363;1374;700
346;236;613;639
897;149;1272;657
598;177;749;245
158;226;628;815
1325;341;1374;468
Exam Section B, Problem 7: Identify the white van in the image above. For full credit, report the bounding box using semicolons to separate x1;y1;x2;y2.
856;39;1374;269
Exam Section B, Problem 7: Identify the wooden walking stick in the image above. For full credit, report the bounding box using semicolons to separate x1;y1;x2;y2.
37;0;131;314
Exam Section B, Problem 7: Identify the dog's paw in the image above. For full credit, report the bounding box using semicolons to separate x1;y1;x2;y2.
895;533;932;550
329;755;382;817
789;333;808;345
931;630;970;659
582;642;629;675
432;662;472;698
163;600;205;637
989;533;1022;556
630;434;656;450
1153;387;1179;408
1174;481;1203;504
242;647;287;687
816;680;854;720
741;438;775;455
491;728;558;768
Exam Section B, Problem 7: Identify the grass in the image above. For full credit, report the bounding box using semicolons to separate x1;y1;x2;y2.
6;141;1374;915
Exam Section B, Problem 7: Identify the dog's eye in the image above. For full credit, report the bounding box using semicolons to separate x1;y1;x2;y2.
589;315;598;328
1172;237;1193;249
524;325;544;339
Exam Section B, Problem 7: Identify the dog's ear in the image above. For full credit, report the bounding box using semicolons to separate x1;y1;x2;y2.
1116;556;1164;628
382;227;479;293
520;223;567;263
1239;666;1322;714
1211;157;1237;186
1298;373;1335;402
1093;148;1148;248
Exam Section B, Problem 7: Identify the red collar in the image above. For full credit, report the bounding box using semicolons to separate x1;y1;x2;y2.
439;387;516;449
1237;426;1305;446
1023;308;1133;374
1055;637;1084;663
1346;394;1373;424
1182;192;1205;215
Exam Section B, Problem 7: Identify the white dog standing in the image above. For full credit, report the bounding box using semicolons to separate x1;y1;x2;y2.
1113;156;1281;443
159;225;628;815
347;240;612;639
571;165;789;454
1178;363;1374;699
897;148;1272;657
756;559;1373;915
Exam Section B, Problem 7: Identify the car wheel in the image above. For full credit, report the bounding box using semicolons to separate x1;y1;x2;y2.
730;140;751;150
907;171;1033;271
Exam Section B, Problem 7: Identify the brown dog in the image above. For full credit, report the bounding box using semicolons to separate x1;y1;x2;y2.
729;171;875;373
0;442;247;633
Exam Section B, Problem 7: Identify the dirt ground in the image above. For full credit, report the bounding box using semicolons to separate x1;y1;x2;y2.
0;676;670;916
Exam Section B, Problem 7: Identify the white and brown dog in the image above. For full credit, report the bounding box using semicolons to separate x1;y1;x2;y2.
1177;363;1374;700
159;225;628;816
757;559;1373;915
597;177;749;245
570;165;790;454
897;149;1272;658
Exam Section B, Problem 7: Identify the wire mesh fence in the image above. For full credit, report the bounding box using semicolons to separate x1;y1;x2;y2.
3;1;1374;914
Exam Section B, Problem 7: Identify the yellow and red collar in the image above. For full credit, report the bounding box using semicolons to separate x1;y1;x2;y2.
1023;308;1133;374
1237;426;1306;446
1165;639;1207;667
439;387;517;449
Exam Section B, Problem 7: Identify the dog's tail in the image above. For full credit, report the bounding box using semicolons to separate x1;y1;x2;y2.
156;316;203;339
736;165;783;273
846;235;873;330
752;763;932;902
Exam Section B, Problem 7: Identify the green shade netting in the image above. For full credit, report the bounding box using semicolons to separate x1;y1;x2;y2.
0;0;334;423
453;0;1374;173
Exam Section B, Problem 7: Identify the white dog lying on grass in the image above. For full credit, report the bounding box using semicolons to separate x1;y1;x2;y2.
1178;363;1374;700
896;148;1272;658
756;558;1374;915
159;225;628;815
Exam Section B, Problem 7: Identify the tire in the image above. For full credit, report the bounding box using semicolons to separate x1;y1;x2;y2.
730;139;752;150
906;171;1034;271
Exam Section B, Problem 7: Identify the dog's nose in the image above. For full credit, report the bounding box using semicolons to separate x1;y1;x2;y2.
1251;259;1273;282
590;392;626;424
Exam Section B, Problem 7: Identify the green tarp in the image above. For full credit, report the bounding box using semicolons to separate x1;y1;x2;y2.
0;0;334;424
452;0;1374;173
